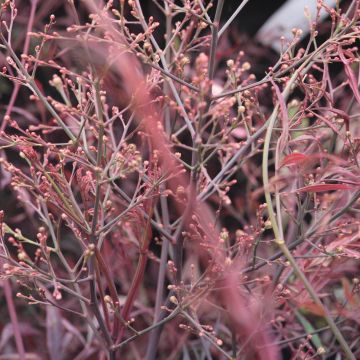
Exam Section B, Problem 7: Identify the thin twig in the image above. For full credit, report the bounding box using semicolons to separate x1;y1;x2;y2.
208;0;224;80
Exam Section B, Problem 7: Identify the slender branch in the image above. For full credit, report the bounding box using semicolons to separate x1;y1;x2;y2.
1;0;39;132
87;80;114;351
243;188;360;274
208;0;224;80
134;0;196;137
111;308;181;350
116;198;155;345
145;8;173;355
0;33;76;142
3;280;26;360
218;0;251;37
262;64;355;360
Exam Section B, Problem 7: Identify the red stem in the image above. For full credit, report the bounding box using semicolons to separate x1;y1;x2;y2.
3;280;26;360
116;207;153;344
116;251;148;344
95;248;121;337
1;0;38;131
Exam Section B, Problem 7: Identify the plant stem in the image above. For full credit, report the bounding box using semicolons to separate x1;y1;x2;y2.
262;70;355;360
3;280;26;360
116;200;154;344
218;0;251;37
243;189;360;274
111;308;181;350
87;80;114;353
134;0;196;137
0;33;76;142
145;8;172;342
208;0;224;80
1;0;38;132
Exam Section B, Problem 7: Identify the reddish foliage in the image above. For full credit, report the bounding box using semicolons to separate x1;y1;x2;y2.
0;1;359;360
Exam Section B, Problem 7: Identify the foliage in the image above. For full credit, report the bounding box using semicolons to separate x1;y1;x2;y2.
0;1;360;359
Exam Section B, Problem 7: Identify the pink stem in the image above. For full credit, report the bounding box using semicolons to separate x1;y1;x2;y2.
3;280;26;360
1;0;39;131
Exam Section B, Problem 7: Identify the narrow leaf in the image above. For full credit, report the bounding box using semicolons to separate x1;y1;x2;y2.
270;78;289;152
295;310;324;353
338;46;360;105
281;153;308;167
297;183;355;193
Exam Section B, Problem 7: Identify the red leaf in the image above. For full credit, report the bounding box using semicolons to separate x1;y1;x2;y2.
338;46;360;105
281;153;308;167
297;183;356;193
298;301;326;317
270;78;288;152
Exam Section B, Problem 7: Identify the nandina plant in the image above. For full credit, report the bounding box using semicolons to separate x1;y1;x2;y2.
0;0;360;359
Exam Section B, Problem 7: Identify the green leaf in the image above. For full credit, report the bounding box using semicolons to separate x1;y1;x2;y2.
295;309;325;354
